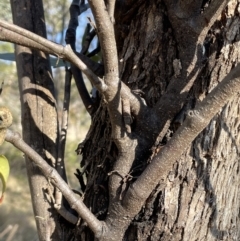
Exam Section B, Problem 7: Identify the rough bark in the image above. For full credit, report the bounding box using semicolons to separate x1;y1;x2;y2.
10;1;60;240
79;0;240;240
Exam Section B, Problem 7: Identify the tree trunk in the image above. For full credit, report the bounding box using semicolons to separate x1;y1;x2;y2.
10;1;61;240
79;1;240;240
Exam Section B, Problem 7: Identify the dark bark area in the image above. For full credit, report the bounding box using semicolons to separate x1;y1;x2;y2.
78;0;240;240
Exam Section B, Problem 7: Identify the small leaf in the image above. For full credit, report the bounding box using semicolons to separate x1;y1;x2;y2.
0;155;10;204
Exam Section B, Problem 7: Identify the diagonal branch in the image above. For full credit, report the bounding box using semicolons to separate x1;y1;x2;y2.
66;0;96;115
195;0;230;35
0;20;143;118
5;129;105;238
123;63;240;215
81;23;97;55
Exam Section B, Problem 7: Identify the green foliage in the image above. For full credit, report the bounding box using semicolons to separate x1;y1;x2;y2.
0;42;14;53
0;155;10;204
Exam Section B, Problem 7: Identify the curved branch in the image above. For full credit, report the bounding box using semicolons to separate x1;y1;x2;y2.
5;129;105;238
0;20;143;120
0;20;107;93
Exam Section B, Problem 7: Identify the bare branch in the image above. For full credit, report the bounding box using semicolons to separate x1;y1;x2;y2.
54;204;79;224
0;20;107;92
89;0;123;140
87;41;101;58
124;63;240;213
0;20;142;119
81;24;97;55
89;0;118;76
5;129;105;238
76;52;104;77
108;137;137;204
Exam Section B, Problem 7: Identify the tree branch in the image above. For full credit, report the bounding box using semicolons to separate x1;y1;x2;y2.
88;0;148;208
66;0;96;115
89;0;123;140
106;0;116;23
5;129;105;238
81;24;97;55
0;20;107;93
0;19;142;120
123;63;240;215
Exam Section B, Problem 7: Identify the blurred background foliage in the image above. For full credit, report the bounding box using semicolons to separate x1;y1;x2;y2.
0;0;93;240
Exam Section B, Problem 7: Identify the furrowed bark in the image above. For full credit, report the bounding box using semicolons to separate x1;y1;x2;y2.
124;63;240;211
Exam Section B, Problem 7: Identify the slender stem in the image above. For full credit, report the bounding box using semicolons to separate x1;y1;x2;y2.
5;129;105;238
0;20;107;92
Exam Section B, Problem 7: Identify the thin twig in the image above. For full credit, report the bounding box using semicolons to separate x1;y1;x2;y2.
66;0;95;115
81;24;96;55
